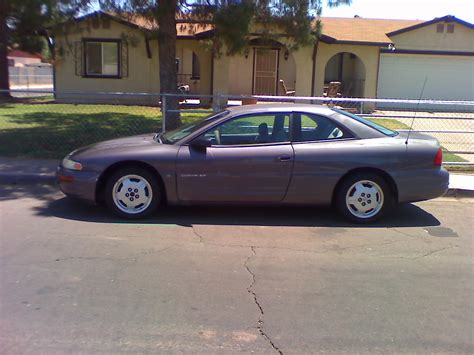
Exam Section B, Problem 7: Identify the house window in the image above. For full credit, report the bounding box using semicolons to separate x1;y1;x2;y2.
191;52;200;80
84;40;120;77
447;24;455;33
436;23;444;33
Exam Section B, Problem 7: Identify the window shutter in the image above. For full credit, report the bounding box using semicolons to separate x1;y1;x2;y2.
121;42;129;78
74;41;83;76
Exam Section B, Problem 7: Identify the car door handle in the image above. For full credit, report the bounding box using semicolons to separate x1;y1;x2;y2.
278;155;293;162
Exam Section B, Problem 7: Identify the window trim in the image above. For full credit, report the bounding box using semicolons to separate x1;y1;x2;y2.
191;52;201;80
83;38;121;79
291;111;356;143
196;112;292;148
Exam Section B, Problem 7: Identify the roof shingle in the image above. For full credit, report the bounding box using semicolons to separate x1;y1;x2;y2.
319;17;424;44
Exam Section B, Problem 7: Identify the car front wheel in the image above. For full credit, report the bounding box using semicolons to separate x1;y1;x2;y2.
105;167;161;219
336;173;393;224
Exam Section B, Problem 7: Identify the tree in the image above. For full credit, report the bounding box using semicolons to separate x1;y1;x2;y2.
0;0;90;100
101;0;351;130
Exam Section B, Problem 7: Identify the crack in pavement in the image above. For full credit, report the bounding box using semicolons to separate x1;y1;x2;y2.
3;246;175;267
191;226;204;243
190;226;401;255
244;246;283;355
413;245;459;259
371;245;459;260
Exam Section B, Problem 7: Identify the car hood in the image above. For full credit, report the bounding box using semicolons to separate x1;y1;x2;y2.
70;134;159;159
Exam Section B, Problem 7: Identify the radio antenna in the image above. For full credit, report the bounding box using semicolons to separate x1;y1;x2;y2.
405;77;428;145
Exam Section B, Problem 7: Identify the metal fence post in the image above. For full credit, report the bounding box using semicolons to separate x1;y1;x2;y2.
162;95;166;133
213;93;220;113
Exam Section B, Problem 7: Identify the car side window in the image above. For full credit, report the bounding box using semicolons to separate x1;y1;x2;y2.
293;113;350;142
201;113;290;146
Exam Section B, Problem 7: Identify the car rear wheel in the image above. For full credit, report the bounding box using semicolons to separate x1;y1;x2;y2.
336;172;393;224
105;167;161;219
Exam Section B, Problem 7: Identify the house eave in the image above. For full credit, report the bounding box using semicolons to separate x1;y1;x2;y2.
380;48;474;56
386;15;474;37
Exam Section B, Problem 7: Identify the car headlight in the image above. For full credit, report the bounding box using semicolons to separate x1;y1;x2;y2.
62;157;83;171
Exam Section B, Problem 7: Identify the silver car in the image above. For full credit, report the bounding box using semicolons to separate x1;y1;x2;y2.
57;104;449;223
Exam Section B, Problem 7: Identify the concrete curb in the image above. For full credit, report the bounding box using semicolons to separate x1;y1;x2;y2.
1;172;473;198
443;189;474;198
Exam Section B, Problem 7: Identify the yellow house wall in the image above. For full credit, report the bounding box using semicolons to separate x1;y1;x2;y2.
291;46;314;96
314;43;379;98
277;50;297;95
390;23;474;51
228;53;253;95
55;18;160;103
225;48;297;96
176;39;212;96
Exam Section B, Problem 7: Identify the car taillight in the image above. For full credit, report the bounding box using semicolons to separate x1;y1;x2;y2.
434;148;443;166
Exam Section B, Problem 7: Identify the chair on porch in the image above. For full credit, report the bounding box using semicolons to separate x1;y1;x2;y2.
279;79;295;96
324;81;342;98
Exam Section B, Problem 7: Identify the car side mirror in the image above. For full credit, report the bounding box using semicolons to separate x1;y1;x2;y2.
190;137;212;151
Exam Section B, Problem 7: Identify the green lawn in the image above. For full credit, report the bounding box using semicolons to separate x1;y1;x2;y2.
0;102;468;165
0;103;204;159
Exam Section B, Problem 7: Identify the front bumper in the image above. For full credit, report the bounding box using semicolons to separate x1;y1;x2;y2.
56;165;100;203
396;167;449;203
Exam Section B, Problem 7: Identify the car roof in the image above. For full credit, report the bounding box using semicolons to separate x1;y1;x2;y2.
225;103;335;116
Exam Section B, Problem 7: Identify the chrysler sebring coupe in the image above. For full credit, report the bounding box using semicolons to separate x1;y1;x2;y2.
57;104;449;223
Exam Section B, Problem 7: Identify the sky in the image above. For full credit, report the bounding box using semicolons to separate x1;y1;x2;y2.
88;0;474;24
321;0;474;23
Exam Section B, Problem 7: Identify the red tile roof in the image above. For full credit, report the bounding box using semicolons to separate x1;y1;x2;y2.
8;50;43;59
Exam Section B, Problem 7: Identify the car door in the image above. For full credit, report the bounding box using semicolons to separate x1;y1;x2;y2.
176;112;294;203
285;111;356;204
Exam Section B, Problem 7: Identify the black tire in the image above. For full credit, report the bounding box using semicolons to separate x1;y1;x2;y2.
105;166;161;219
336;172;394;224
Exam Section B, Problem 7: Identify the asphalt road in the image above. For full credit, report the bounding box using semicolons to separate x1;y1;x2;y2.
0;185;473;354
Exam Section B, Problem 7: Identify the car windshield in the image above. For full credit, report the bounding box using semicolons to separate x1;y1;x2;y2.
332;108;398;137
160;110;230;144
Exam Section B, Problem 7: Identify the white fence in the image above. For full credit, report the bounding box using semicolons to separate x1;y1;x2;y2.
8;66;53;88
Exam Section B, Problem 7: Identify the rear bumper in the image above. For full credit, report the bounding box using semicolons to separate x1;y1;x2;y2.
56;166;100;203
395;168;449;203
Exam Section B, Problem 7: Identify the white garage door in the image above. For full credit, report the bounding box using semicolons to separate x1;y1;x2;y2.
377;54;474;102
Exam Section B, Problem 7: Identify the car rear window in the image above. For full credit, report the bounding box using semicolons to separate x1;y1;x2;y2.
332;108;398;137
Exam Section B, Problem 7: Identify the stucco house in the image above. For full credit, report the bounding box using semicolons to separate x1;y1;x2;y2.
53;11;474;104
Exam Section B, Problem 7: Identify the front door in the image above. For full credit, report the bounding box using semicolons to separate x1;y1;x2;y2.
176;113;293;203
253;49;279;95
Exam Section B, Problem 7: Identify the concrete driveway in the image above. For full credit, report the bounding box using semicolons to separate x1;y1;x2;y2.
0;185;473;353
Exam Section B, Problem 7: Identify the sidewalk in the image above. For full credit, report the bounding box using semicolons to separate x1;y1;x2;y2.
0;157;472;196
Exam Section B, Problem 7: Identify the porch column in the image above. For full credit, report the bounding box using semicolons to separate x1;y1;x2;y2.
212;53;231;107
292;46;313;97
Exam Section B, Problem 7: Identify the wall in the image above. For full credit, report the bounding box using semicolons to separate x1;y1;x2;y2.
228;53;253;95
176;39;212;96
176;39;212;95
225;46;297;96
277;49;297;95
292;46;314;96
390;22;474;52
314;43;379;98
55;17;161;104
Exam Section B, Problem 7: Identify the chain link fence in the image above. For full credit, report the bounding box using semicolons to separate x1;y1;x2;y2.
9;66;53;92
1;89;473;166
